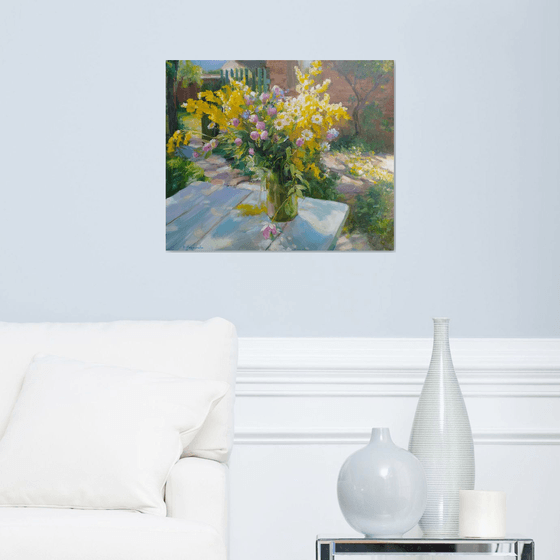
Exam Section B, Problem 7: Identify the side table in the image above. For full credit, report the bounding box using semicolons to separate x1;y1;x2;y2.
316;536;534;560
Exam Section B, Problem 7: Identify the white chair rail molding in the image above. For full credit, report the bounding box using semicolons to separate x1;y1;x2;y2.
231;335;560;560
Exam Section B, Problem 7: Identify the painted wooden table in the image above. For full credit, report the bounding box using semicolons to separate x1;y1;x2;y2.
166;182;349;251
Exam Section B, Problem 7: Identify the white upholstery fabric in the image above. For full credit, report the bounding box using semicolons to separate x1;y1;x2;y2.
0;319;237;462
0;355;228;515
166;458;229;544
0;319;237;557
0;508;226;560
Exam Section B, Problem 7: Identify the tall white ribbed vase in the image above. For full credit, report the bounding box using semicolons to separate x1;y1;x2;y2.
408;317;475;537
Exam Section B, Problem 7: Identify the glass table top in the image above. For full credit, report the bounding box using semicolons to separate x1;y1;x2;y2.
316;536;534;559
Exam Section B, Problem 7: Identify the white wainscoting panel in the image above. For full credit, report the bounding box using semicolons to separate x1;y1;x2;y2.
229;338;560;560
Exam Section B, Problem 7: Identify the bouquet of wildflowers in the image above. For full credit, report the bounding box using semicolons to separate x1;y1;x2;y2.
184;61;350;221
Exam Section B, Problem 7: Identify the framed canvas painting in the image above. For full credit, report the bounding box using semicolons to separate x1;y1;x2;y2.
166;60;394;251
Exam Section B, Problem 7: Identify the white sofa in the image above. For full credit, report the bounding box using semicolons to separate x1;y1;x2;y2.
0;318;237;560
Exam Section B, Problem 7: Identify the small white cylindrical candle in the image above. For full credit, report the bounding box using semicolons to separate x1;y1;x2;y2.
459;490;506;538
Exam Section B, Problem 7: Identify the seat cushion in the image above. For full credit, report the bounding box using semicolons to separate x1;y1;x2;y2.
0;508;226;560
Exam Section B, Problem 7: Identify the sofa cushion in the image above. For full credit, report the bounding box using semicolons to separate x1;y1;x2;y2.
0;354;228;515
0;508;226;560
0;319;237;462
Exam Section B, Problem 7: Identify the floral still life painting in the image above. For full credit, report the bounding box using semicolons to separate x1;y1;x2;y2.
165;60;394;251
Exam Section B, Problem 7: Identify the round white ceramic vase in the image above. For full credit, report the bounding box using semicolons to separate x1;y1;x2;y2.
408;317;475;537
337;428;427;537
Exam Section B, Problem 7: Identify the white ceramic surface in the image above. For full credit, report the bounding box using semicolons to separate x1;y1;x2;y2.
337;428;427;537
459;490;506;538
408;318;475;537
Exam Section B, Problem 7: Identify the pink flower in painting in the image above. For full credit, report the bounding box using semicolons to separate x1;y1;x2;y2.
249;114;259;123
249;148;255;155
202;143;212;152
262;224;278;240
260;92;271;103
260;130;269;140
250;131;260;141
231;118;240;127
256;121;266;130
296;137;304;147
234;137;242;147
267;106;277;116
192;151;200;158
244;95;254;105
326;128;339;142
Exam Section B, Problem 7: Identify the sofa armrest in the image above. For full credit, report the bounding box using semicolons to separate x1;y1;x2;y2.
165;457;229;546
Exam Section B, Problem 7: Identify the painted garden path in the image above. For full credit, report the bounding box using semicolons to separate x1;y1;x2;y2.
180;138;259;192
179;138;393;250
321;151;394;250
321;152;394;196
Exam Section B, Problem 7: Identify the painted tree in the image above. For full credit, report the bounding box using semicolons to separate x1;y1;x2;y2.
177;60;202;88
166;61;202;139
328;61;394;136
166;61;179;139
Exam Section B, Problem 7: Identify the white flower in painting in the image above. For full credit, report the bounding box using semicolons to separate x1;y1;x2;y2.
311;114;323;125
274;119;286;131
301;129;313;141
320;142;330;152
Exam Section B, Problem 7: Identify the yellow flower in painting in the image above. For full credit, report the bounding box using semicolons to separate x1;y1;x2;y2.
198;90;217;103
313;79;330;94
236;203;267;216
309;60;323;76
183;98;198;113
307;162;322;179
166;130;191;155
292;156;304;172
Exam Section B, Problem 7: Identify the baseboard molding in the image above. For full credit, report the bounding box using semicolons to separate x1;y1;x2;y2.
234;428;560;446
237;337;560;398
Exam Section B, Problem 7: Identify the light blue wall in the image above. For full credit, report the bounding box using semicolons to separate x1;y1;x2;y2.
0;0;558;337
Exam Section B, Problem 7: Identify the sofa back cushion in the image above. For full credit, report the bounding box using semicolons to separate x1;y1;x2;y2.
0;354;229;515
0;318;237;463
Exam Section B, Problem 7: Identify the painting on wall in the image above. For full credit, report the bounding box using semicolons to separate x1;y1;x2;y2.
166;60;394;252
